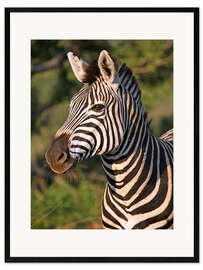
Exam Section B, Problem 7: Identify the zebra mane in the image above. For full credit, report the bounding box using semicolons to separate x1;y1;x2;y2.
83;59;101;84
118;63;142;105
143;111;152;130
118;64;152;130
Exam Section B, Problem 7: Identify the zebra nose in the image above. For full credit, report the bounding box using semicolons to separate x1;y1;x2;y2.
56;151;68;164
45;133;74;174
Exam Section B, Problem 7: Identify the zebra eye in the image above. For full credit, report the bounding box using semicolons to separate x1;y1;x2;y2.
91;104;105;112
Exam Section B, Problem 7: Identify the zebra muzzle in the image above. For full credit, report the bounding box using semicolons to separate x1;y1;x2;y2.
45;134;77;174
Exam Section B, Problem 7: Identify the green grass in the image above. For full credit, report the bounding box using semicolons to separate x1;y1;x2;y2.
31;176;105;229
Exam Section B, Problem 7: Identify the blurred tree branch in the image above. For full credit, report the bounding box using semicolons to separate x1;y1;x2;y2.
32;103;54;122
32;162;51;178
31;53;64;76
31;162;54;191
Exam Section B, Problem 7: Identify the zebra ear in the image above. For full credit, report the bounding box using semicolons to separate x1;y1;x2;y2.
67;52;89;83
98;50;117;83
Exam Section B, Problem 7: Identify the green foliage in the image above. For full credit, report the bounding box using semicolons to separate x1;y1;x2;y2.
31;177;104;229
31;40;173;229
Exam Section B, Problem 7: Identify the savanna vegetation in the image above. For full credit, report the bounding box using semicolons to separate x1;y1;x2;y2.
31;40;173;229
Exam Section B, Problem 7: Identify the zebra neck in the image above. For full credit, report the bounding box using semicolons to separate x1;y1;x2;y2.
101;114;154;198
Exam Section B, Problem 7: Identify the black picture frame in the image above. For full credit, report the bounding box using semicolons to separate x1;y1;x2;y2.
5;7;199;263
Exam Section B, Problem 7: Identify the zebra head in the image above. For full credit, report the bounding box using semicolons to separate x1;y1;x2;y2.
45;50;136;174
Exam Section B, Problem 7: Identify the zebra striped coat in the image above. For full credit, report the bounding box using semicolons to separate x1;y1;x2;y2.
45;50;173;229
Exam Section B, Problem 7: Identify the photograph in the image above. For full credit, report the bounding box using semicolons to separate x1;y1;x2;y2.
6;7;198;262
31;40;173;229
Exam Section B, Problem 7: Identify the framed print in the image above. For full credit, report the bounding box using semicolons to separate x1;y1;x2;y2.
5;7;199;262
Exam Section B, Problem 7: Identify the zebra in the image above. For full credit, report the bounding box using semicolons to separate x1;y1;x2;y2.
45;50;173;229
